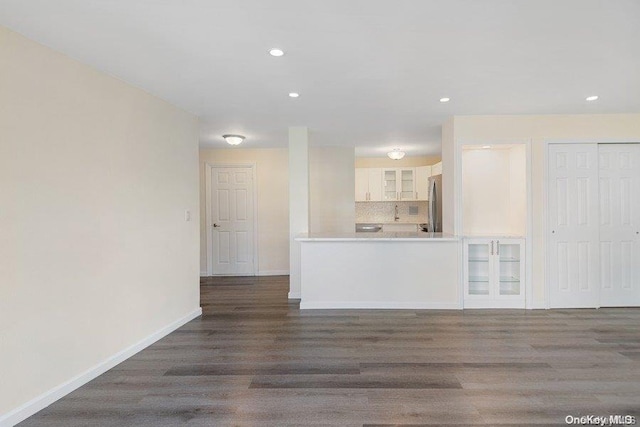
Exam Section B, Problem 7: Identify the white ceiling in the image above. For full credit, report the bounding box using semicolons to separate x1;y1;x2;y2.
1;0;639;157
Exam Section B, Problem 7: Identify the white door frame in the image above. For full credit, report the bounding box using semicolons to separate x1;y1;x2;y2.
543;139;640;308
205;162;259;276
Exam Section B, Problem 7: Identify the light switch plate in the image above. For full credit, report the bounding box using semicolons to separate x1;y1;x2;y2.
184;210;191;222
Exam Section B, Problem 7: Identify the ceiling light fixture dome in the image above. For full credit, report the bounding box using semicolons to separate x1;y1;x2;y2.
288;92;300;98
387;149;406;160
269;48;284;57
586;95;598;101
440;97;450;103
222;134;245;145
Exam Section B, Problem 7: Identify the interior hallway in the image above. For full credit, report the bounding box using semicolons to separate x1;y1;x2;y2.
19;276;640;426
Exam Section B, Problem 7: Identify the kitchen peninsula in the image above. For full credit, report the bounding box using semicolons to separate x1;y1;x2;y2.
296;232;460;309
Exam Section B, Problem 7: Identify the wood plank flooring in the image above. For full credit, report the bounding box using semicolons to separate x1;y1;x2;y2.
19;275;640;426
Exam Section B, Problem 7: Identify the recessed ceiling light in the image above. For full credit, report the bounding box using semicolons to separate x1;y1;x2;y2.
269;48;284;57
586;95;599;101
482;145;491;149
288;92;300;98
440;97;450;103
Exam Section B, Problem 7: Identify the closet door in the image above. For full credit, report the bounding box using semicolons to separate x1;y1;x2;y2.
599;144;640;307
548;144;600;308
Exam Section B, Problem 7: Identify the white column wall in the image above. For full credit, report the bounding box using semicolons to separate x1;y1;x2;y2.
288;127;310;298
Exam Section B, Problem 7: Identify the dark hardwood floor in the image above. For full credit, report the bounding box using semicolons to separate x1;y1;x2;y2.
20;275;640;426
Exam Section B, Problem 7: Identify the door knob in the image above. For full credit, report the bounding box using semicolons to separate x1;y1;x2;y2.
213;223;220;228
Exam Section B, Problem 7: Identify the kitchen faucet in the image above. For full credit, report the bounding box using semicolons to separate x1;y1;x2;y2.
394;204;399;222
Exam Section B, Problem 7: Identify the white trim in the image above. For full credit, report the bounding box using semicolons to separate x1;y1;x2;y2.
258;270;289;276
530;301;547;310
543;140;550;309
300;301;462;310
205;162;259;277
524;140;534;309
288;292;301;300
200;270;208;277
462;300;526;309
0;308;202;427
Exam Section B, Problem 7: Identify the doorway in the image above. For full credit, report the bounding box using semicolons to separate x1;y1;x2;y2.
205;164;257;276
547;143;640;308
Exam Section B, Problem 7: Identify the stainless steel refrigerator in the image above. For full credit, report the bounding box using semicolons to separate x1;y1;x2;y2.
427;174;442;232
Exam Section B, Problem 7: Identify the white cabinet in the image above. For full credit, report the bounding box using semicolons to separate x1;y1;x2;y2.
464;238;525;308
355;168;382;201
355;168;368;202
431;162;442;175
382;168;416;201
382;223;418;232
415;166;432;200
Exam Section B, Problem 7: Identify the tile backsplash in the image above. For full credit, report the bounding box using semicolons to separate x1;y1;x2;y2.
356;201;428;223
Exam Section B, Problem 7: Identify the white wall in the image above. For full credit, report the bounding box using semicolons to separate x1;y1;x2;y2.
508;144;527;236
199;148;289;275
461;146;527;236
0;26;200;421
288;127;309;298
310;147;355;233
451;114;640;306
462;149;512;235
441;118;455;235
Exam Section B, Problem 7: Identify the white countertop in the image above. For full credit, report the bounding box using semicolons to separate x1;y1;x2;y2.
296;232;459;242
356;221;425;225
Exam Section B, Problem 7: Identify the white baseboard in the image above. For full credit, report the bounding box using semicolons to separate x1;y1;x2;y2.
200;271;289;277
258;270;289;276
299;301;461;310
288;292;301;300
530;301;547;310
0;307;202;427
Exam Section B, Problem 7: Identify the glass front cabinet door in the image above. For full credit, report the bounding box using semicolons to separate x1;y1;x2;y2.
382;168;416;201
464;238;525;308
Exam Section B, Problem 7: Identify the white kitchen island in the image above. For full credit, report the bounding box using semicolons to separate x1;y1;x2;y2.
296;232;461;309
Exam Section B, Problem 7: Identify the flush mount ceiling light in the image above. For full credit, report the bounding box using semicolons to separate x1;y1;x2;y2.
440;97;450;103
268;48;284;57
482;145;491;149
586;95;599;101
288;92;300;98
222;134;245;145
387;149;406;160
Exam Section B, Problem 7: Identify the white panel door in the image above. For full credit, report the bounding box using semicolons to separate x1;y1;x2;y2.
211;167;254;275
548;144;600;308
599;144;640;306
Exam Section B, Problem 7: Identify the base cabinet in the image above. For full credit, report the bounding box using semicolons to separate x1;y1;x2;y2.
464;238;525;308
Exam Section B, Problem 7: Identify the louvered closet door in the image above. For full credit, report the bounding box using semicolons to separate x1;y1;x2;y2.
599;144;640;307
548;144;600;308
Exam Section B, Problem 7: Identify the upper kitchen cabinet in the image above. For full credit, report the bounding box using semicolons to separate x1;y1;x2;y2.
355;168;382;201
383;168;416;201
415;166;432;200
431;161;442;175
462;144;527;236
